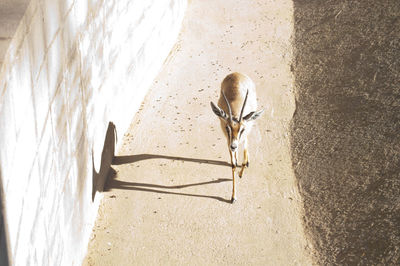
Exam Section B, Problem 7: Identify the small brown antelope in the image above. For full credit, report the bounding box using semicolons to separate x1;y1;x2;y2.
210;72;264;203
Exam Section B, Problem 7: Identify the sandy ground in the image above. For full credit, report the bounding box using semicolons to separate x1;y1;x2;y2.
83;0;312;265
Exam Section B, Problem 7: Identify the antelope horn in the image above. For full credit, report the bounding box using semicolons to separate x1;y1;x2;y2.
239;90;249;122
222;90;232;122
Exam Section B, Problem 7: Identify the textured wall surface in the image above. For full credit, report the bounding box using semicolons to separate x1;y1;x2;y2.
0;0;186;264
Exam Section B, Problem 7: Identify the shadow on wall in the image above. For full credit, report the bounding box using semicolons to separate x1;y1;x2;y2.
0;170;10;266
92;122;117;201
290;0;400;265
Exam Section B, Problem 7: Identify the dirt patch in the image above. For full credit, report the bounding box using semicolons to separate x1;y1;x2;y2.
291;0;400;264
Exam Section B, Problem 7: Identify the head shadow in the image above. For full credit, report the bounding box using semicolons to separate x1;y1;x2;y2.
92;122;117;201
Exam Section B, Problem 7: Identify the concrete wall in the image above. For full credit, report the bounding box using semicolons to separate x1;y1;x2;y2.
0;0;186;264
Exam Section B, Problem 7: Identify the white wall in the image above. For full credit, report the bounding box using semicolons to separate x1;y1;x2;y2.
0;0;186;264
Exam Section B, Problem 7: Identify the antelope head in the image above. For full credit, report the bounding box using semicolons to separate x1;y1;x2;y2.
210;90;263;152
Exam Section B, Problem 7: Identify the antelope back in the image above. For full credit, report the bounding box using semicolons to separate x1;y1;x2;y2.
218;72;257;120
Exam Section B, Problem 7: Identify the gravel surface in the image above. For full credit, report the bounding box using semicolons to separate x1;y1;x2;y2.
291;0;400;264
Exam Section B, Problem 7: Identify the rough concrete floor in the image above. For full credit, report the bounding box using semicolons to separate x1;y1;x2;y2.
84;0;312;265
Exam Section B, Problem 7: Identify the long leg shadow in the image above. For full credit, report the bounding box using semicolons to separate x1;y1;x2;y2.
111;178;232;190
92;123;232;203
105;168;232;204
108;147;233;203
113;154;231;167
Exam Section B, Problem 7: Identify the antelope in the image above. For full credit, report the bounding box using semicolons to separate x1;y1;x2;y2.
210;72;264;203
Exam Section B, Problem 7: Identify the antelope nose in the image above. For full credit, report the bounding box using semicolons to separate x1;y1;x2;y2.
230;143;237;151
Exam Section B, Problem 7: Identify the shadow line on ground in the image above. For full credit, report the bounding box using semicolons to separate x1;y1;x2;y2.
112;154;231;167
105;168;232;203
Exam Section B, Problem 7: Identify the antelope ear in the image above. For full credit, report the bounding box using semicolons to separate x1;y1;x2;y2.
210;102;227;120
243;109;264;121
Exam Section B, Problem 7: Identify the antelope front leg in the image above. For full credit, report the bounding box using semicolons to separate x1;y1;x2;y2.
229;150;237;203
239;138;249;178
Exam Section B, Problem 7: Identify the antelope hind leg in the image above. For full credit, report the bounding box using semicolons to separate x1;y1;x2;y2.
239;138;249;178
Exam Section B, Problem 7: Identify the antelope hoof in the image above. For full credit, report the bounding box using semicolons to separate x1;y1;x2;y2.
231;196;236;204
